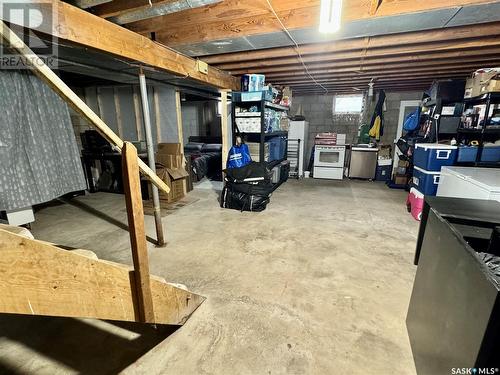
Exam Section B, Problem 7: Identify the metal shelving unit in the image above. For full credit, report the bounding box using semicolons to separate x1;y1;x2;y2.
231;95;290;189
457;92;500;166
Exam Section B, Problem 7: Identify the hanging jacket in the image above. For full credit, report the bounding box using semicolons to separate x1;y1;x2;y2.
369;90;386;141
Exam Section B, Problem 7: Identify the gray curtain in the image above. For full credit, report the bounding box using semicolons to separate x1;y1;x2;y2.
0;70;87;211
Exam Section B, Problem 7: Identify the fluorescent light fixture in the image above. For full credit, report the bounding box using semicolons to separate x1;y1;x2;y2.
319;0;343;33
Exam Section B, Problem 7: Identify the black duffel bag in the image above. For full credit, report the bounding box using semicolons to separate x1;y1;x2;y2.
225;161;271;182
225;180;273;196
220;186;270;212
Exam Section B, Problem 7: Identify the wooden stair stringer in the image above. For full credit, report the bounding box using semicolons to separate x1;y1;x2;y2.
0;229;205;325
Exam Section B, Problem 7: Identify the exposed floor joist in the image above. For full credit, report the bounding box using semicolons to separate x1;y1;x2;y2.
68;0;500;94
199;22;500;93
123;0;499;46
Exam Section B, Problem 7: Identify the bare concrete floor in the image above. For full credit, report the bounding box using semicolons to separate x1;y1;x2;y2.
0;179;419;375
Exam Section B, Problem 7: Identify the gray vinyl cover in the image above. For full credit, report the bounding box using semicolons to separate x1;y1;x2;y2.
0;70;86;211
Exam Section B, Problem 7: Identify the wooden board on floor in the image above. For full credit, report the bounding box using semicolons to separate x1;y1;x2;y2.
0;229;205;324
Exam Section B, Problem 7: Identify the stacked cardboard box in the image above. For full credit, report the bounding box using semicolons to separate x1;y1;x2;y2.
465;68;500;98
151;143;189;203
393;160;410;185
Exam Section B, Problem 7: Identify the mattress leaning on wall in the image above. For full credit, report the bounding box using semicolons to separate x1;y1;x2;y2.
0;70;87;211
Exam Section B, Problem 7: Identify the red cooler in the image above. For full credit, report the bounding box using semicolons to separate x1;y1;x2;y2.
406;187;425;221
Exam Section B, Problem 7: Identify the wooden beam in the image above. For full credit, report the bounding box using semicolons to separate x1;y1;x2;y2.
128;0;319;35
201;23;500;64
152;5;318;46
132;86;143;140
0;228;205;324
122;142;155;323
129;0;498;46
153;87;162;142
0;20;171;194
220;90;230;171
113;87;124;138
0;0;238;90
175;91;184;145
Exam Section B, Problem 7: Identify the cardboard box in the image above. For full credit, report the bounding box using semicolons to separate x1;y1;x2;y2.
480;78;500;94
150;166;189;203
378;145;392;159
396;166;407;175
153;142;189;202
398;160;410;168
156;153;183;169
465;68;500;98
464;77;482;99
157;143;182;155
394;174;409;185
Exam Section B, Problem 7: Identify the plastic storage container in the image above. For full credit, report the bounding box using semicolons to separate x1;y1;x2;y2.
232;90;273;102
268;136;286;161
481;146;500;162
413;143;457;171
376;164;392;181
457;146;479;163
406;187;425;221
412;166;441;196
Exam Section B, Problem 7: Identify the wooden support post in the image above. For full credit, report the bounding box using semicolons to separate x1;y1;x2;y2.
0;21;170;194
121;142;155;323
220;90;230;171
175;91;188;194
175;91;184;145
132;86;143;141
113;87;124;138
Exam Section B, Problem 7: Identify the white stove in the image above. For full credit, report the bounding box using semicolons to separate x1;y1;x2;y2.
313;145;346;180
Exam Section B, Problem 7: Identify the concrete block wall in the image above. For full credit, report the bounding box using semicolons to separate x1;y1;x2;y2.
292;90;422;160
291;94;362;159
382;91;422;145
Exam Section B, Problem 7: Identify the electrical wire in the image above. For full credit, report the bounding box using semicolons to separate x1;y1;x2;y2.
265;0;328;94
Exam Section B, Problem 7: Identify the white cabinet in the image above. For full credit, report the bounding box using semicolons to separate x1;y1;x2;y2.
288;121;309;177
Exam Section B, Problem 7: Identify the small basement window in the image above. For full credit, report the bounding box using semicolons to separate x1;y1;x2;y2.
333;95;363;114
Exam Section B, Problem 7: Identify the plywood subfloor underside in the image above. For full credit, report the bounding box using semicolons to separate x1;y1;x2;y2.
0;179;419;374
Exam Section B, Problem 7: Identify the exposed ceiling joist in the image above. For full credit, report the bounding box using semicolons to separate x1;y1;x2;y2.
3;0;238;90
126;0;498;48
201;23;500;64
226;48;500;76
91;0;176;18
107;0;222;25
275;72;472;86
264;60;500;80
72;0;111;9
214;38;500;72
